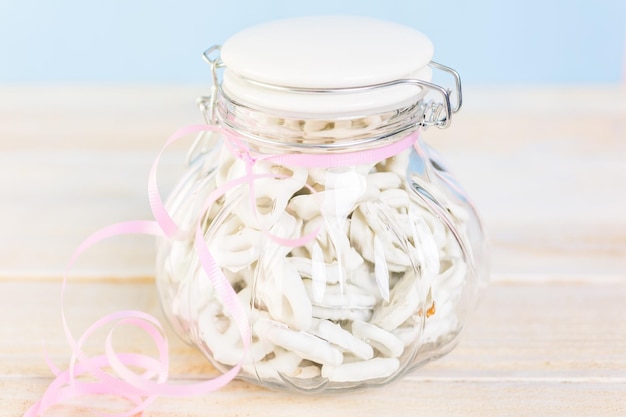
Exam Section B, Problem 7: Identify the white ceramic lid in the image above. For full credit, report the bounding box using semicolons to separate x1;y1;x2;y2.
220;16;434;115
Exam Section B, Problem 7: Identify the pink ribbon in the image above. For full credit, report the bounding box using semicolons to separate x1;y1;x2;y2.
24;124;419;416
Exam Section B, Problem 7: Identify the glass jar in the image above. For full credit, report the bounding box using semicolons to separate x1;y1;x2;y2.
156;16;489;392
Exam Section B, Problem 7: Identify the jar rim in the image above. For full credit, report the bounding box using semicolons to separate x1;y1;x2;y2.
216;89;425;152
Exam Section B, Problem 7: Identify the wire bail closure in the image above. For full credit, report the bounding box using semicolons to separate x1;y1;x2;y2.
197;45;224;124
198;44;462;129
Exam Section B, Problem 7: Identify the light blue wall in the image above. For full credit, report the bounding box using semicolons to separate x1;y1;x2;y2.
0;0;624;85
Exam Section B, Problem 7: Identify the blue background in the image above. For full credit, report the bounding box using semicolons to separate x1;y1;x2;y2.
0;0;624;85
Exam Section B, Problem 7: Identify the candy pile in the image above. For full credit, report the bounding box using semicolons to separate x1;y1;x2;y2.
158;125;470;387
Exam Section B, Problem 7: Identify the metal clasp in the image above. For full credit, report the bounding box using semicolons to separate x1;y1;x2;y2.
197;45;224;124
186;46;224;166
420;61;462;128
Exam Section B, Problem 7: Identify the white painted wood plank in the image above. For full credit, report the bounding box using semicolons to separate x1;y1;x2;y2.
3;379;625;417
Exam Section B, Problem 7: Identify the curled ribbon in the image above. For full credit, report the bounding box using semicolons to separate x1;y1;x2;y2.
24;124;419;416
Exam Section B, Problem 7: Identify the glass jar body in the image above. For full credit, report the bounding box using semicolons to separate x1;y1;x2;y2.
155;120;488;392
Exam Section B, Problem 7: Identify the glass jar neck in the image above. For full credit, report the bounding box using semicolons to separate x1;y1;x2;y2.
215;89;425;154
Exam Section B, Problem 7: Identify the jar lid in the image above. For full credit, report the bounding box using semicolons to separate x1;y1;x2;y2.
220;16;435;116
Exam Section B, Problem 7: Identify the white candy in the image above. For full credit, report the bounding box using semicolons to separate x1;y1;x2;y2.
371;271;421;331
358;203;413;270
380;188;410;210
321;167;367;220
392;323;422;346
322;357;400;382
257;260;312;331
288;256;341;284
164;241;194;283
208;226;261;272
303;119;331;133
303;280;377;310
309;242;327;302
349;206;411;273
255;319;343;366
198;301;245;366
312;305;373;322
307;167;327;185
433;256;467;303
348;208;375;262
290;365;322;379
406;213;440;287
215;147;246;188
256;212;304;271
351;320;405;358
309;318;374;360
373;235;390;301
414;206;447;250
243;348;302;381
375;148;409;178
287;194;321;220
368;171;402;190
229;161;307;230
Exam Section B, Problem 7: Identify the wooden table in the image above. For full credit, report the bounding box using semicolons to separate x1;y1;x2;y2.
1;86;625;416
